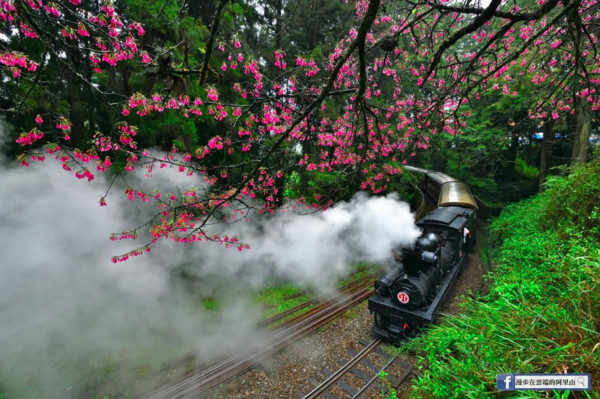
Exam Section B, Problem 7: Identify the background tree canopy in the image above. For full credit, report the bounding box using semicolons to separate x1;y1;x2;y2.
1;0;599;259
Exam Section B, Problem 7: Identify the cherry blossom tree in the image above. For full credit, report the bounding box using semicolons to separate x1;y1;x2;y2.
4;0;600;261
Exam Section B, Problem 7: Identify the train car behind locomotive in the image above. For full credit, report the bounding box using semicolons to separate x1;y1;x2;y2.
369;167;477;341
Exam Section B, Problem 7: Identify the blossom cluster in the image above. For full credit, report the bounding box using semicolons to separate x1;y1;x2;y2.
1;0;146;78
12;0;600;261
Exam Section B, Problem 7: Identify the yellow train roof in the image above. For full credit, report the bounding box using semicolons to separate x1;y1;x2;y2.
438;181;478;209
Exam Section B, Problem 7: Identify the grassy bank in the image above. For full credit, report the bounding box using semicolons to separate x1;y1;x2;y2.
405;161;600;398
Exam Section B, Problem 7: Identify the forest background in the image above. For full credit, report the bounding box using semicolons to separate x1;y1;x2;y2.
3;0;599;250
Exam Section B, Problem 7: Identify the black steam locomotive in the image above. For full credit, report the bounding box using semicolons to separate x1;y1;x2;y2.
369;167;478;341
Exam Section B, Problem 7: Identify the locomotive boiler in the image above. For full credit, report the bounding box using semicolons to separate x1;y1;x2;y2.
369;168;478;341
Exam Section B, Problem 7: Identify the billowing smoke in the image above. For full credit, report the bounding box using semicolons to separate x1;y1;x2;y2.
193;192;422;291
0;145;420;398
0;156;269;398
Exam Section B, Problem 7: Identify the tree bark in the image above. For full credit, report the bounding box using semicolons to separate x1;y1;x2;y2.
83;51;96;135
539;118;555;192
507;131;519;176
274;0;283;49
66;49;86;148
571;97;592;164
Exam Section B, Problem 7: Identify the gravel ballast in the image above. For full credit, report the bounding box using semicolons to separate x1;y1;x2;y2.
206;251;486;399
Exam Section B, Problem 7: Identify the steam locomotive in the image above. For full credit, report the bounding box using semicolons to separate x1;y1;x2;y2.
369;167;478;341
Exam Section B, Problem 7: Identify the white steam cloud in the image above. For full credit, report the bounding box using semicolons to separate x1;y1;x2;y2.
195;193;421;291
0;147;420;398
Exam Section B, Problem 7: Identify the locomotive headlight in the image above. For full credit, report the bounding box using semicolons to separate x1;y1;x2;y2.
397;291;410;304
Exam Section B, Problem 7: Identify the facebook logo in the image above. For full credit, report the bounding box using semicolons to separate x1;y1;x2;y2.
497;374;514;390
496;373;591;391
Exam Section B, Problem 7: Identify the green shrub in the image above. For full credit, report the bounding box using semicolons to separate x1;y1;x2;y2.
543;160;600;240
515;156;539;179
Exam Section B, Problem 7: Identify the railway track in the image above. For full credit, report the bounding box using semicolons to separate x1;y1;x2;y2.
298;338;419;399
150;274;373;378
142;277;375;399
258;274;373;329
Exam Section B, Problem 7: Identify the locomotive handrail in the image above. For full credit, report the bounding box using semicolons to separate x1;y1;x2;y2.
413;184;427;220
473;194;500;219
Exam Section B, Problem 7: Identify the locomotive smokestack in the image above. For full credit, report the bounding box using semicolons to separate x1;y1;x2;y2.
401;246;423;277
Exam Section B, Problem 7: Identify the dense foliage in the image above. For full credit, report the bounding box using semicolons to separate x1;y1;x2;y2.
406;160;600;397
2;0;600;259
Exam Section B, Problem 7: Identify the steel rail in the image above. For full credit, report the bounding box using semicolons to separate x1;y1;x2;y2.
258;274;372;328
275;275;373;328
143;283;374;399
151;273;371;377
145;287;372;398
302;338;382;399
350;353;399;399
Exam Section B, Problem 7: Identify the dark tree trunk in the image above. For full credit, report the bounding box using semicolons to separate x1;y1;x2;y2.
275;0;283;49
108;68;122;93
507;132;519;175
66;49;86;148
539;118;555;192
83;53;96;135
571;97;592;164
